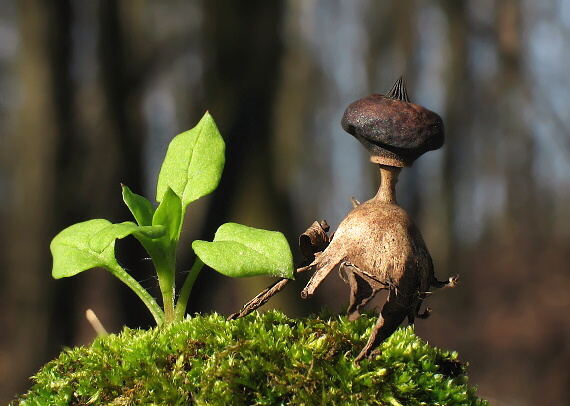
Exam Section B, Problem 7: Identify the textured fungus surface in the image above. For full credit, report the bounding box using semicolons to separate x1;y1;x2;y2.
300;166;455;361
341;77;445;167
230;78;455;361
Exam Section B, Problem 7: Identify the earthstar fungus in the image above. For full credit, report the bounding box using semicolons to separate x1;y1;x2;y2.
230;77;456;362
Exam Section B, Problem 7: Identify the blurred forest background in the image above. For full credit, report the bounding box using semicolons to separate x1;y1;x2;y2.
1;0;569;404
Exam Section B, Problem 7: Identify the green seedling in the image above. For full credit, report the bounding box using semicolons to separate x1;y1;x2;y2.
50;112;295;324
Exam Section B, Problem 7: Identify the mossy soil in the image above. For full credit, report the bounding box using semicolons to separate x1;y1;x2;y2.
13;310;487;405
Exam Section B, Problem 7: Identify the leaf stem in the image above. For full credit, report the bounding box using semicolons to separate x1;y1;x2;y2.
174;258;205;321
153;256;176;324
161;280;176;323
107;262;165;324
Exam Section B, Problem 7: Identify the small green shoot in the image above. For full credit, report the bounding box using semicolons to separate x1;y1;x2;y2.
50;112;295;324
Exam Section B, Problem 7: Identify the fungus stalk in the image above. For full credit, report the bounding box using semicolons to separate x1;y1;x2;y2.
375;165;400;204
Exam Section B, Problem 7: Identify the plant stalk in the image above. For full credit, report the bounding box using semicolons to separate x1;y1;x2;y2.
161;283;176;323
108;262;165;324
154;257;176;324
174;258;205;321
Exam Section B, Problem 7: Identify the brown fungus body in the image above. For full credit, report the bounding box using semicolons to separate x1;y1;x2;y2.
229;77;456;362
300;165;456;361
341;77;445;167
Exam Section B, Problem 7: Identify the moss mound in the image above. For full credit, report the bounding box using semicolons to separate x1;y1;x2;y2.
13;310;487;405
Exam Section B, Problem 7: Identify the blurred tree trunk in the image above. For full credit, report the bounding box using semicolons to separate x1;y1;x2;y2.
95;0;150;330
189;0;292;314
439;0;470;275
0;0;149;400
495;0;536;242
1;0;72;398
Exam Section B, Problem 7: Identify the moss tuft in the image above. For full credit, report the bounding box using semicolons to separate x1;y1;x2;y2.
13;311;487;405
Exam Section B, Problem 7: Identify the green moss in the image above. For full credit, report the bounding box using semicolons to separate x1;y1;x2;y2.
13;311;487;405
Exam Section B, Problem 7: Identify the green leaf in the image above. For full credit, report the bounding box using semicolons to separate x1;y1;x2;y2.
192;223;294;279
51;219;118;278
156;112;225;208
153;187;182;242
51;220;167;279
51;220;166;324
89;221;166;253
122;185;155;226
